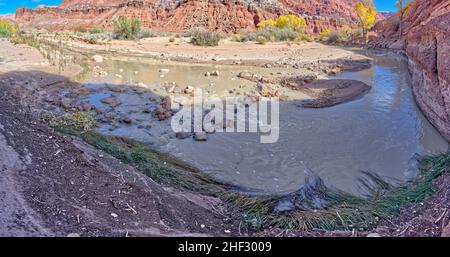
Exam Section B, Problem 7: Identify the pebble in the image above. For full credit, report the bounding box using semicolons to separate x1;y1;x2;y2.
121;116;133;124
194;132;208;141
176;132;191;140
92;55;103;63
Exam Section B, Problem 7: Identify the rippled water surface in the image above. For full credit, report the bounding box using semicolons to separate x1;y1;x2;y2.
161;52;449;195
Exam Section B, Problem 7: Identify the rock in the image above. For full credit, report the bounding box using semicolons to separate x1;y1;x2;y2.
92;55;103;63
211;70;220;76
143;107;151;113
442;222;450;237
204;72;211;77
67;233;81;237
81;103;92;111
95;107;106;114
238;71;261;82
366;233;381;237
165;85;176;94
100;96;121;107
194;132;208;141
60;98;72;109
110;86;122;93
159;68;170;73
120;116;133;124
184;86;195;94
176;132;191;140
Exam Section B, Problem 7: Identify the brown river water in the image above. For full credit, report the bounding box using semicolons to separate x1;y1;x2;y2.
40;44;449;196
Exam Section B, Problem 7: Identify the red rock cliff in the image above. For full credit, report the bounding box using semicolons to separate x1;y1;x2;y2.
15;0;359;33
407;0;450;141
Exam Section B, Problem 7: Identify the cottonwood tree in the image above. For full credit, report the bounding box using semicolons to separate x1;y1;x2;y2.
354;0;376;44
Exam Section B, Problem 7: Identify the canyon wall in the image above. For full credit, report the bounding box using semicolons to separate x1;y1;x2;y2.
15;0;358;33
405;0;450;141
374;0;450;141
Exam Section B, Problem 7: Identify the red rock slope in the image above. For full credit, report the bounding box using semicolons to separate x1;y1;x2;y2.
15;0;359;33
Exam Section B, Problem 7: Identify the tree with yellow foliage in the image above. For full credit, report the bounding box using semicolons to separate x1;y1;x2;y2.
396;0;415;38
257;19;276;30
0;18;17;38
257;14;307;32
354;0;376;44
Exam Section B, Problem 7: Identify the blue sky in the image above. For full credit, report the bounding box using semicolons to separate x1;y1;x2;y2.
0;0;63;14
0;0;398;15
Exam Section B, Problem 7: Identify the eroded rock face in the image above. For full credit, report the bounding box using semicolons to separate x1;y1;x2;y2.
405;0;450;141
15;0;360;33
372;0;450;141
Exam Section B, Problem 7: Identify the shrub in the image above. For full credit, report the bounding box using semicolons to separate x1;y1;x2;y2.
0;19;17;38
137;29;156;39
75;27;87;33
88;27;103;34
169;37;175;43
256;35;267;45
239;27;311;43
318;26;355;43
10;33;40;48
113;16;142;40
188;29;221;47
318;28;333;41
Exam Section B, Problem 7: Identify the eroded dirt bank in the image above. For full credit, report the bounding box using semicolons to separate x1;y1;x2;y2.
1;39;450;237
0;83;245;237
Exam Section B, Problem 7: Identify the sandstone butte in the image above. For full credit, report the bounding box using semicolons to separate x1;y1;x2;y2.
373;0;450;141
14;0;362;33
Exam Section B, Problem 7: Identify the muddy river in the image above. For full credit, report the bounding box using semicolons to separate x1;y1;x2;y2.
40;44;449;196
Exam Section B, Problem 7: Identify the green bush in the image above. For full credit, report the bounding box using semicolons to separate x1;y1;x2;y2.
10;33;40;48
318;27;355;44
113;16;142;40
188;29;222;47
137;29;156;39
88;27;103;34
0;19;17;38
237;27;311;43
257;35;267;45
75;27;87;33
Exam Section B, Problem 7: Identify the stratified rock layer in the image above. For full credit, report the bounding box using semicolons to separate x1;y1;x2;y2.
405;0;450;141
373;0;450;141
15;0;359;33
